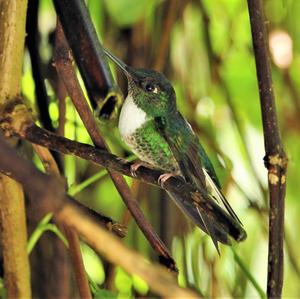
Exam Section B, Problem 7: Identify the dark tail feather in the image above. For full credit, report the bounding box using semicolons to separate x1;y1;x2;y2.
195;204;220;254
168;191;231;249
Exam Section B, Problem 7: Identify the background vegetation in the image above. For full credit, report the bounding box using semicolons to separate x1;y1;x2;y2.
1;0;299;298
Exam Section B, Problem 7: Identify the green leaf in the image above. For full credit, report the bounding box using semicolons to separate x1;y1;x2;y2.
27;213;68;254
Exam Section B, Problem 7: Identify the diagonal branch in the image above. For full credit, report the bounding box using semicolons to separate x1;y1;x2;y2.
52;0;122;120
0;134;199;299
53;21;177;272
247;0;288;298
0;100;246;244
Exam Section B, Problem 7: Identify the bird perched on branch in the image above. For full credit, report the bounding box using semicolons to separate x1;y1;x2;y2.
104;49;246;252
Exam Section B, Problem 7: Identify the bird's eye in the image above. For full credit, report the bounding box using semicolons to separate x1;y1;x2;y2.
145;83;154;92
145;83;158;93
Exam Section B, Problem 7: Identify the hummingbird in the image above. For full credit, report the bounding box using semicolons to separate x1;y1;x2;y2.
104;49;246;251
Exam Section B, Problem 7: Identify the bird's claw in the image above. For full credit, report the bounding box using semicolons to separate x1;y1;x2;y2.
130;161;153;177
158;173;186;188
158;173;176;188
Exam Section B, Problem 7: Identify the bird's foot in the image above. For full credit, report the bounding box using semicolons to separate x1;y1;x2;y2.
130;161;153;177
158;173;184;188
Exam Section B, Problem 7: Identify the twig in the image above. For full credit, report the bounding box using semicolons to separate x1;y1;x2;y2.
247;1;288;297
1;111;246;243
64;228;92;299
33;144;93;299
53;21;177;272
0;97;246;243
32;144;60;175
59;206;200;299
54;22;108;149
153;0;180;71
0;97;246;246
0;135;199;299
52;0;122;120
26;147;70;299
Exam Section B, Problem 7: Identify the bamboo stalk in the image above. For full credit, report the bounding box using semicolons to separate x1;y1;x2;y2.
0;0;31;298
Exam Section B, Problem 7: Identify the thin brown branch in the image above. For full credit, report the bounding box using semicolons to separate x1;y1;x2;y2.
59;205;200;299
54;21;107;149
6;119;246;243
0;134;199;298
0;97;246;248
153;0;180;71
33;143;92;299
247;0;288;297
64;228;92;299
52;0;122;120
53;21;178;272
33;144;60;175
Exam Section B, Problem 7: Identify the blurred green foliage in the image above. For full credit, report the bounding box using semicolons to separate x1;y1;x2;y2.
21;0;300;297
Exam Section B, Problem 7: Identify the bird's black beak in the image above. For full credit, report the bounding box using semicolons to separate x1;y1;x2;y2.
103;48;134;79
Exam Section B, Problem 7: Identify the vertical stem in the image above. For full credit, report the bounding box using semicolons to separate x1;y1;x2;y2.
246;0;287;298
0;179;31;298
33;144;92;299
65;228;92;299
0;1;31;297
153;0;180;72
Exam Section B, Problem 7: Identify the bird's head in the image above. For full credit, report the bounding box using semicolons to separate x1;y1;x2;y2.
104;49;176;117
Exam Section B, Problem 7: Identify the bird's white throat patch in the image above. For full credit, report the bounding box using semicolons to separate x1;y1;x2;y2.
118;95;147;137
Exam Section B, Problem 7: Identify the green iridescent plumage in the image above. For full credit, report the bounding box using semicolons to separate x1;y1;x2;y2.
104;49;246;250
130;120;178;172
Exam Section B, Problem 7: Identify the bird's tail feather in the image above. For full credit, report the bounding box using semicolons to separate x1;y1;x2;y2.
167;191;231;250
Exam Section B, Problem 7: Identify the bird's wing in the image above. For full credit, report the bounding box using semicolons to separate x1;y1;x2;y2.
154;113;222;250
202;168;242;224
154;113;206;188
154;113;242;242
156;113;242;223
196;141;242;224
198;142;221;188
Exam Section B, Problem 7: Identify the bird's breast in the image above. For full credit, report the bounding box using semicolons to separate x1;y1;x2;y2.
118;95;148;138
